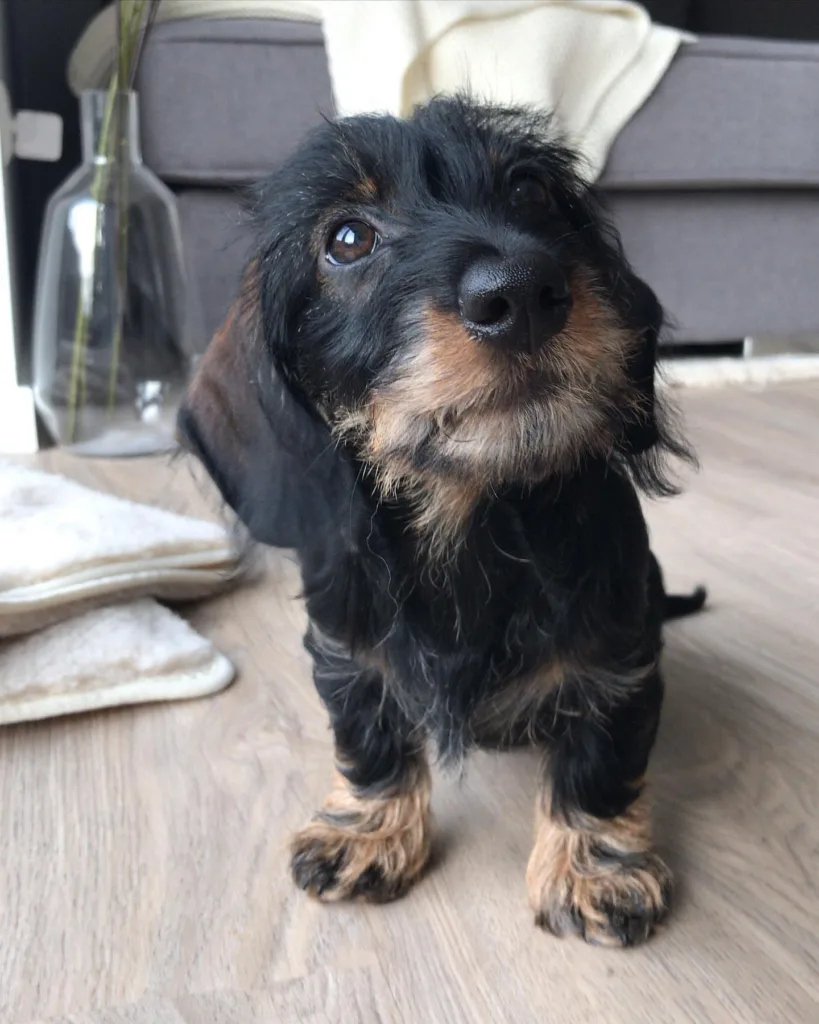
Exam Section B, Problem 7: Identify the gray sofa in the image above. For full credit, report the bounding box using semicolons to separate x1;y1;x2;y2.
136;19;819;350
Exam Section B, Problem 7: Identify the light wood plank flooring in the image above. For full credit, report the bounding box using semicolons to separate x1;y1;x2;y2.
1;381;818;1024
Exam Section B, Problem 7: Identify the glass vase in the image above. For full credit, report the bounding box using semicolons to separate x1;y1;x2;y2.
33;89;195;456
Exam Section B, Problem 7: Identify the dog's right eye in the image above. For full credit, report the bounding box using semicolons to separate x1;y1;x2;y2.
326;221;380;265
508;173;551;208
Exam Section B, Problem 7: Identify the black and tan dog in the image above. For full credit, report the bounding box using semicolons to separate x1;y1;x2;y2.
178;97;705;948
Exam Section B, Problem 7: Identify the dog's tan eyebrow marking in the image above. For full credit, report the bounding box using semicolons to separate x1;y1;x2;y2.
350;176;379;202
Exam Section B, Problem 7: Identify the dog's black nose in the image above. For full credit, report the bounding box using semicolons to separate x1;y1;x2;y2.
458;254;571;352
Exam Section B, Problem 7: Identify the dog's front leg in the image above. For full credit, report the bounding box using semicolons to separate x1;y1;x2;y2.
526;667;672;947
290;624;431;903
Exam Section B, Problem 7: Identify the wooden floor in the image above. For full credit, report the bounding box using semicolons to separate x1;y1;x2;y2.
2;381;818;1024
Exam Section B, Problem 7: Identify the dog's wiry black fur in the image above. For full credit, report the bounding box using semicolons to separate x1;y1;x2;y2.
178;96;705;942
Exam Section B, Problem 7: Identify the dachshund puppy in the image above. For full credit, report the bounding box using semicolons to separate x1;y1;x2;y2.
178;96;705;947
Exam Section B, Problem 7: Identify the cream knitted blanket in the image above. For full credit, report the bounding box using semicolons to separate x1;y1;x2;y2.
0;462;239;723
0;599;235;725
0;461;239;637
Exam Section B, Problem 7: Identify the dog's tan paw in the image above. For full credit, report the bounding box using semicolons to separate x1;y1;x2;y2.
527;796;672;948
290;818;430;903
529;846;672;947
290;767;431;903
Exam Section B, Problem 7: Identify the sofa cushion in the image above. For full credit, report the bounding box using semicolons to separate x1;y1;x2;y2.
601;36;819;189
608;190;819;341
137;19;332;185
139;22;819;192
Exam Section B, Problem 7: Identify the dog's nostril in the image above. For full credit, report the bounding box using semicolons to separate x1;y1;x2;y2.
538;283;569;311
459;291;512;327
483;296;511;324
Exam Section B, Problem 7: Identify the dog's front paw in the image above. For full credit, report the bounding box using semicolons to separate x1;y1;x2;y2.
530;847;672;947
290;821;427;902
290;769;431;903
527;800;672;947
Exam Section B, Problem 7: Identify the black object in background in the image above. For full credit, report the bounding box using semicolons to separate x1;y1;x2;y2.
641;1;690;29
691;0;819;42
6;0;104;384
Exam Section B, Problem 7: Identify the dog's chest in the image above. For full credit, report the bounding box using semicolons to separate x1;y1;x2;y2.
384;504;573;664
374;472;650;674
408;546;559;660
369;519;585;755
338;475;652;755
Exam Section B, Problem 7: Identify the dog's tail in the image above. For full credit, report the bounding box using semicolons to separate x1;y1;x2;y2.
663;585;707;621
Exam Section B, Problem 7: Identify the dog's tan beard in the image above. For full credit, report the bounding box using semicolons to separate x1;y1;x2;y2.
334;272;644;555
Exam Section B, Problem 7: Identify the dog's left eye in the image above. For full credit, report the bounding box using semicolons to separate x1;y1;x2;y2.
326;221;380;265
509;174;551;207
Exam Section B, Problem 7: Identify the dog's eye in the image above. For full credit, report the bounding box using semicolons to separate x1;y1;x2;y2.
326;221;380;265
509;175;551;207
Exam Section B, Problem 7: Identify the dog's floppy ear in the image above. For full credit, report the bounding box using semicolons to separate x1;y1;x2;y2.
618;271;663;456
177;270;360;549
612;268;693;495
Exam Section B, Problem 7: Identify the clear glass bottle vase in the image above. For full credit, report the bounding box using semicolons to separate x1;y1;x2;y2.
33;89;195;456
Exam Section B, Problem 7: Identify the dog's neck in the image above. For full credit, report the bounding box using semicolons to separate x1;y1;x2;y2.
363;459;580;563
401;472;486;558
